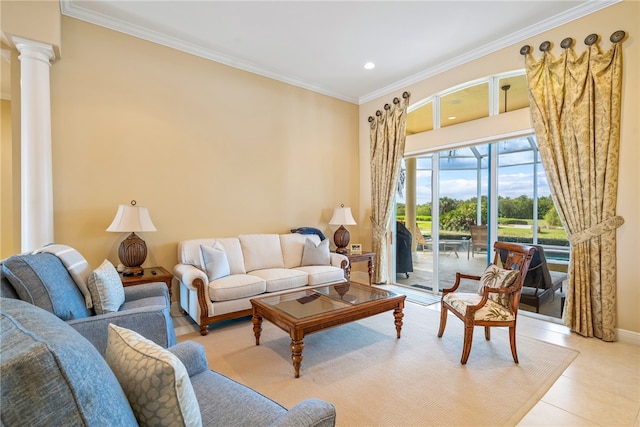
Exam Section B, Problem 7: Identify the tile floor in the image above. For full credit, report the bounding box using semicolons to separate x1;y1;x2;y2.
423;300;640;426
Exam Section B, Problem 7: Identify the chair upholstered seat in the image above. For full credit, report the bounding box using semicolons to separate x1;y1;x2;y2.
438;241;535;365
443;292;515;321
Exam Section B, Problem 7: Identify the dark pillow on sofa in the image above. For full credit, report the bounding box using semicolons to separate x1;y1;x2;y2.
2;253;91;320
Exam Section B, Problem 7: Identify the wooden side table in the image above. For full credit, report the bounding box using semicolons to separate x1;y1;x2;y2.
344;251;375;286
119;266;173;298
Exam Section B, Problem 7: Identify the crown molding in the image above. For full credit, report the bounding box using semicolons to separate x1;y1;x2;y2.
60;0;619;106
358;0;621;105
59;0;358;104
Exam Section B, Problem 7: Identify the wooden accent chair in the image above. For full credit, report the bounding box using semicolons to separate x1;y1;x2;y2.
438;241;535;364
467;225;488;259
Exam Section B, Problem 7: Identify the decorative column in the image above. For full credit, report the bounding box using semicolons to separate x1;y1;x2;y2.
12;37;55;252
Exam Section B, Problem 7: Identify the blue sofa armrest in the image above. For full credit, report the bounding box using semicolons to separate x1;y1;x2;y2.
67;304;176;356
123;281;170;303
270;398;336;427
168;341;209;377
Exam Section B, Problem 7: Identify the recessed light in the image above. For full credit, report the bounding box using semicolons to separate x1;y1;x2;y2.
364;62;375;70
448;116;457;120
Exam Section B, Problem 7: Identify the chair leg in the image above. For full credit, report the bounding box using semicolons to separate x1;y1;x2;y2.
509;326;519;364
437;305;448;337
461;324;474;364
484;326;491;341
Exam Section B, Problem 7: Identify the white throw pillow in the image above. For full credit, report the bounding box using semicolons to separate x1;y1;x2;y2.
200;242;231;281
478;263;520;307
106;324;202;427
87;259;125;314
301;238;331;266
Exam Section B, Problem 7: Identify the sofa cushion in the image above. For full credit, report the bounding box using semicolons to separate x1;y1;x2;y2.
280;233;321;268
249;268;309;292
0;298;137;426
2;252;91;320
200;243;231;281
88;260;126;314
35;244;94;308
240;234;285;272
106;324;202;427
178;238;246;275
301;238;331;266
214;238;246;275
208;274;266;302
189;369;288;426
295;266;346;286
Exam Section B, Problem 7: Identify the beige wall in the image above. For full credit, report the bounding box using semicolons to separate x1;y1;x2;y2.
4;2;638;335
1;99;14;256
0;0;62;59
45;17;359;289
360;0;640;335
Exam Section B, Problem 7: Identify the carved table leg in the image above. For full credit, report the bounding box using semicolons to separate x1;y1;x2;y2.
393;306;404;338
290;331;305;378
252;314;263;345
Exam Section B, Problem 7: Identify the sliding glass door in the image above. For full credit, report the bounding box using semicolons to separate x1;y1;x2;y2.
394;135;569;315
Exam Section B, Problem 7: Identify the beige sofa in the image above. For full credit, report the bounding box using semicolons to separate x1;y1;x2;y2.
174;233;349;334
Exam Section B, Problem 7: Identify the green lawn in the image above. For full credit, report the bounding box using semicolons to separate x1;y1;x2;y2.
414;221;568;241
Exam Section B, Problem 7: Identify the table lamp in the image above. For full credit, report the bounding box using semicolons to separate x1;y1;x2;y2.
329;204;357;254
106;200;157;276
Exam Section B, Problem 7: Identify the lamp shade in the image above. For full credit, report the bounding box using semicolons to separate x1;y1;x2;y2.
106;205;157;233
328;206;357;226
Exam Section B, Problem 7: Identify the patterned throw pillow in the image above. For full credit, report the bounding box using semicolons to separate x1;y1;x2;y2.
87;260;125;314
200;242;231;281
301;238;330;266
106;324;202;427
478;263;520;307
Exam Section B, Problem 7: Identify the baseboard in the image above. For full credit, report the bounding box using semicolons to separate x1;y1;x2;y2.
617;327;640;346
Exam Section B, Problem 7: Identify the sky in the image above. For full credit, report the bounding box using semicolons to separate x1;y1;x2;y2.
397;162;551;204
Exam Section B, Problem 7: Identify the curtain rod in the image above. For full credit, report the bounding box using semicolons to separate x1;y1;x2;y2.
368;91;410;122
520;30;626;55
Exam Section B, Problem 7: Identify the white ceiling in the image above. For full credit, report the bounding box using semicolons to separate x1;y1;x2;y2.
6;1;619;104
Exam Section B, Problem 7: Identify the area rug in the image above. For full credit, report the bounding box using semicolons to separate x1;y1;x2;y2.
178;302;578;426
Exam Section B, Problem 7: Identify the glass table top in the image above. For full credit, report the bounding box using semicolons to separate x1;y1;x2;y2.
255;282;398;319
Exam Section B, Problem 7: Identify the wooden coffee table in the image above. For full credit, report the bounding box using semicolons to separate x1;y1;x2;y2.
250;282;405;377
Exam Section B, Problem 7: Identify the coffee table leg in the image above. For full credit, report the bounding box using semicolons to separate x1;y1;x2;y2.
290;332;304;378
252;313;263;345
393;306;404;338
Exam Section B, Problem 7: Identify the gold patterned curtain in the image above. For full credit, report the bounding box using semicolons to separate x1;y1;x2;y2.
369;92;410;284
522;31;626;341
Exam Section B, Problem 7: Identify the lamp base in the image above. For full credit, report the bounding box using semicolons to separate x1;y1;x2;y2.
121;266;144;277
118;232;147;276
333;225;350;255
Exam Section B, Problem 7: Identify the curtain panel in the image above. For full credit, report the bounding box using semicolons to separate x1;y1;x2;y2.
369;92;410;284
523;32;625;341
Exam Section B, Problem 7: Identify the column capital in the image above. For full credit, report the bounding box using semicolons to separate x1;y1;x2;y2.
12;36;55;64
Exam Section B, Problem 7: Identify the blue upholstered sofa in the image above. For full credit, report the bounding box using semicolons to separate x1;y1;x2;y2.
1;247;176;355
0;298;337;426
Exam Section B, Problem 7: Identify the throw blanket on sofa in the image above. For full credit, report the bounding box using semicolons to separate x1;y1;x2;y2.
290;227;326;241
34;244;94;308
